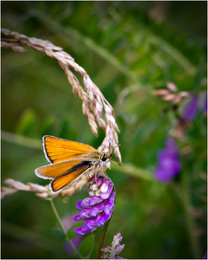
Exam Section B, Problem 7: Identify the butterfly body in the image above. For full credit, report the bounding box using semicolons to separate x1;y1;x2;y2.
35;136;113;192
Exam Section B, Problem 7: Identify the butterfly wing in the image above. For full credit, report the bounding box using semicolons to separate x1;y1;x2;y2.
43;135;97;163
51;166;91;192
35;158;93;179
35;158;94;192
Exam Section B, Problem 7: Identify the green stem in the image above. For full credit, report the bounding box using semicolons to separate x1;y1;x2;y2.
97;218;111;259
179;185;200;258
1;130;41;149
49;199;66;233
171;183;200;258
111;162;153;181
49;199;82;259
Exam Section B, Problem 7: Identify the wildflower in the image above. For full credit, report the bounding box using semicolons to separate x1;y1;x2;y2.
182;95;199;122
154;138;181;182
73;174;116;235
101;233;125;259
62;215;84;254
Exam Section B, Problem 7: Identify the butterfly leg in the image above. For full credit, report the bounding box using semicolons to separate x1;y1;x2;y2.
99;165;109;179
85;164;102;185
85;171;91;182
101;169;108;178
84;164;99;184
94;164;100;185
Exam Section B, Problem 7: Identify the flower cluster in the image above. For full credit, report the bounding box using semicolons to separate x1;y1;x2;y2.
73;174;116;235
154;138;181;183
101;233;125;259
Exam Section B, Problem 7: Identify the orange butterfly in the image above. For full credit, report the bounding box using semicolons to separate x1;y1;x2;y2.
35;136;120;192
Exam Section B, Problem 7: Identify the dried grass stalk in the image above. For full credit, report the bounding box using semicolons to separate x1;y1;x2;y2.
1;28;121;161
1;175;90;200
1;28;122;199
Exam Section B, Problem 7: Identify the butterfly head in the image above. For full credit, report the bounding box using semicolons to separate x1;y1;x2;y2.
101;152;112;163
100;151;121;166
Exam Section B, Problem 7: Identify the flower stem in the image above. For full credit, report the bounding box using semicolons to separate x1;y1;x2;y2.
49;199;82;259
97;218;111;259
179;185;200;258
171;182;200;258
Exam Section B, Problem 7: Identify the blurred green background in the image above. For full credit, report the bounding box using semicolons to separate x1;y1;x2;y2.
1;2;207;259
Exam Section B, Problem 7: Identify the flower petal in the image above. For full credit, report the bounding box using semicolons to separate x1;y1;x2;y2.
73;225;91;235
73;213;82;221
79;208;91;219
75;200;84;211
100;179;109;193
81;197;91;208
101;184;113;199
97;207;114;226
89;202;105;217
84;219;98;231
89;196;104;206
104;200;114;215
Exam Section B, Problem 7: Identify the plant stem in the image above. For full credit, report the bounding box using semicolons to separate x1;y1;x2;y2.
1;130;41;149
97;218;111;259
50;199;66;232
49;199;82;259
179;185;201;258
111;162;153;181
171;182;200;258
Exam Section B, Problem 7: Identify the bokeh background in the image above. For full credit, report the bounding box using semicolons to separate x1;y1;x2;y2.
1;2;207;259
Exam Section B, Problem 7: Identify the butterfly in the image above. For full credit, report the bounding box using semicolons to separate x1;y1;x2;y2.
35;135;121;192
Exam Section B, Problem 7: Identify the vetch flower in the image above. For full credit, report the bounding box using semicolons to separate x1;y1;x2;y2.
154;138;181;183
73;174;116;235
101;233;125;259
182;95;199;122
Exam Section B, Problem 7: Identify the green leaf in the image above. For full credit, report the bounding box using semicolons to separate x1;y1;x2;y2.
40;116;55;136
16;109;37;136
53;228;66;243
79;234;94;257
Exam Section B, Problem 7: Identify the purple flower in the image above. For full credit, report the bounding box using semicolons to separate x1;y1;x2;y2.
203;251;207;259
182;95;199;122
73;174;116;235
154;138;181;183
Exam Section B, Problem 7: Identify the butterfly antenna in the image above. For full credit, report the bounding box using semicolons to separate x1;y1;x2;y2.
110;159;121;166
113;142;124;149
